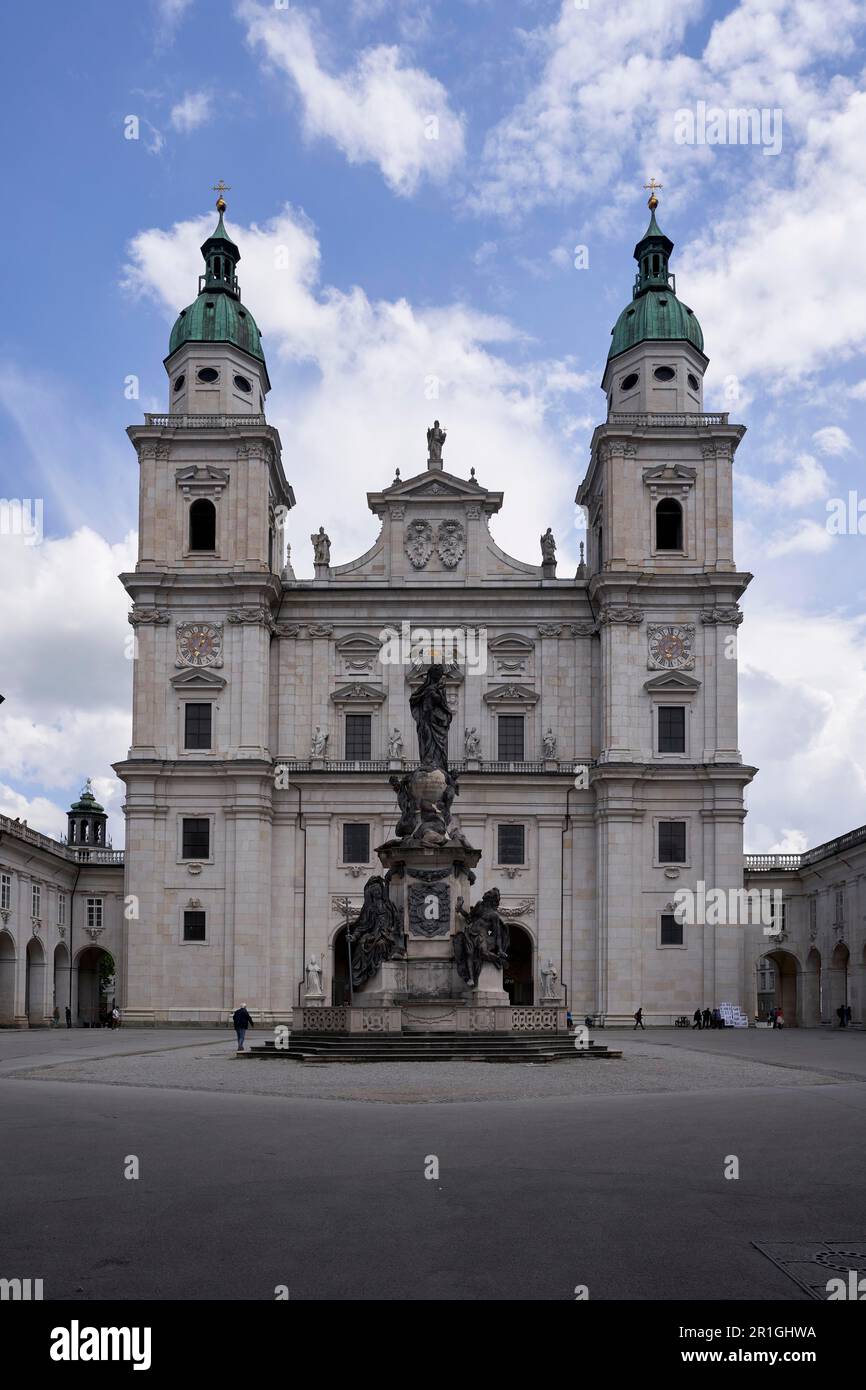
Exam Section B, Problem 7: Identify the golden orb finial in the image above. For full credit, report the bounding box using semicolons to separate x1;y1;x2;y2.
643;177;662;211
212;179;231;214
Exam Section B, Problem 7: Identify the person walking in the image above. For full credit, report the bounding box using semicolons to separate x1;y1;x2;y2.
633;1007;645;1030
111;1006;121;1030
702;1007;711;1029
232;1003;254;1051
692;1008;702;1030
65;1005;71;1029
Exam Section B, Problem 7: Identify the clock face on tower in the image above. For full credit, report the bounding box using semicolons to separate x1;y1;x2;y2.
176;622;223;668
647;624;694;670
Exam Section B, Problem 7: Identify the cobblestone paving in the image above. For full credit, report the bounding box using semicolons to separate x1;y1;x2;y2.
6;1035;838;1105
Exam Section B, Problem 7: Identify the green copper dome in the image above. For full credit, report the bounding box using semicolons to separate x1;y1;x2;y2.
608;201;704;361
167;202;266;364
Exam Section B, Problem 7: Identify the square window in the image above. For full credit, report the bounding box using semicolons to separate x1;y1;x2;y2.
184;703;212;750
660;913;683;946
658;705;685;753
345;714;372;760
498;824;525;865
658;821;686;863
183;910;206;943
182;818;210;860
498;716;525;761
343;823;370;864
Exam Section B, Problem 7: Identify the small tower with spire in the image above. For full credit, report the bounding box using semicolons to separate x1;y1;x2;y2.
68;780;108;849
165;186;271;417
602;183;707;418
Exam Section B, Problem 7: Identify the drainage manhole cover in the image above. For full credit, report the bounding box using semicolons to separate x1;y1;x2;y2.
752;1242;866;1300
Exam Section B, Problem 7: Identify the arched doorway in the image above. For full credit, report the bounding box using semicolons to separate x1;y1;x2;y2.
25;937;46;1026
0;931;15;1024
829;943;850;1024
53;943;71;1020
75;946;115;1027
503;924;533;1005
761;949;800;1026
804;948;822;1028
332;927;350;1005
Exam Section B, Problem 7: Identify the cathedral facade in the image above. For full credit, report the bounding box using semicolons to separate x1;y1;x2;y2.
111;192;761;1026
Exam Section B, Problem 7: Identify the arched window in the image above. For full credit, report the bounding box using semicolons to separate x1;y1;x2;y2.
189;498;216;551
213;256;221;279
656;498;683;551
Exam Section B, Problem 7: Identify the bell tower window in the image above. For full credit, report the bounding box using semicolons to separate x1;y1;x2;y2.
189;498;216;551
655;498;682;551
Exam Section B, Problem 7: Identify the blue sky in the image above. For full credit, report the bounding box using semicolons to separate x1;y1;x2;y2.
1;0;866;851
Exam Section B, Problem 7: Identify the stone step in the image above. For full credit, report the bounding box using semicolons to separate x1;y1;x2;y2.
243;1032;622;1063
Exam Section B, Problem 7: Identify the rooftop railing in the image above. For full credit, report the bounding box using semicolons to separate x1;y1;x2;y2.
142;413;267;428
608;412;729;428
0;814;124;864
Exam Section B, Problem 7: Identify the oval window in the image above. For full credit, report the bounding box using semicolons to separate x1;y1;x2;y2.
654;366;676;381
233;374;252;393
173;374;185;392
621;372;639;391
197;367;219;383
687;373;699;391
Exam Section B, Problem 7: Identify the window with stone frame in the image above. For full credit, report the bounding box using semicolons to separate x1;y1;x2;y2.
835;887;845;925
658;821;686;864
809;897;817;935
497;823;525;865
184;702;213;750
0;873;10;912
86;897;103;930
497;715;525;761
658;705;686;753
31;883;41;918
660;913;683;946
58;893;66;926
342;823;370;864
182;817;210;860
345;713;372;760
183;910;206;943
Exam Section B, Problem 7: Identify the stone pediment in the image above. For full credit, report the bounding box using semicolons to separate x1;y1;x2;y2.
170;668;227;690
483;683;540;705
329;682;387;704
175;464;230;495
488;633;535;652
368;467;503;515
642;463;697;486
643;672;701;693
335;632;381;654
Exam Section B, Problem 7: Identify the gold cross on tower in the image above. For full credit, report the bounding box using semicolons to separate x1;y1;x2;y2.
643;177;662;210
212;179;231;211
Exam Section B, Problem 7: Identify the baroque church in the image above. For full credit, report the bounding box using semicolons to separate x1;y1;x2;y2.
1;192;863;1028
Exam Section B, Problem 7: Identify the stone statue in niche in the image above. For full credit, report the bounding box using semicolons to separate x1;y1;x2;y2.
311;726;329;757
464;726;481;758
540;958;558;1000
540;528;557;566
426;419;447;466
347;875;406;988
453;888;509;987
305;955;324;995
542;728;557;759
311;527;331;565
388;728;404;758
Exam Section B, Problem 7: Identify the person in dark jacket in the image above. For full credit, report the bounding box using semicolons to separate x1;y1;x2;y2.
692;1008;702;1030
232;1004;254;1051
702;1007;711;1029
633;1008;645;1030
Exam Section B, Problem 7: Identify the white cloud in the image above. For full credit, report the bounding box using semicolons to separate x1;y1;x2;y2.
123;205;591;574
155;0;194;44
740;604;866;849
812;424;853;456
170;90;212;133
0;528;134;845
765;518;834;558
239;1;464;196
737;452;832;509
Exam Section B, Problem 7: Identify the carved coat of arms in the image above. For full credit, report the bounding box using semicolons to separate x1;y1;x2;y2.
436;520;465;569
405;520;434;569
